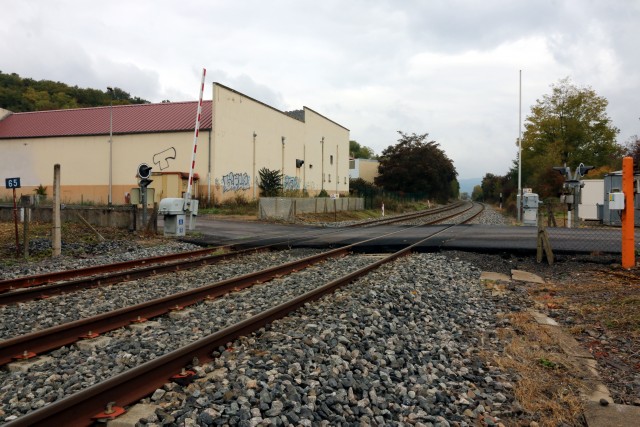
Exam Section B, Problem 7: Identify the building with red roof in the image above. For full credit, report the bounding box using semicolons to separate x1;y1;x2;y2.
0;83;349;204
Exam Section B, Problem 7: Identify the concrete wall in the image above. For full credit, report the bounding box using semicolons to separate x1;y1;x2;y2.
259;197;363;221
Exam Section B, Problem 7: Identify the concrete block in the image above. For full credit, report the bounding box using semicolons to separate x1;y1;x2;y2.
168;308;194;320
6;356;54;373
584;401;640;427
511;269;545;283
76;336;112;351
106;403;158;427
128;320;161;332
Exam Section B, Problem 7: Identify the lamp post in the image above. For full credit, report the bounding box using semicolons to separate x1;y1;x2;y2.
320;137;325;191
107;87;114;206
281;137;286;191
253;132;257;200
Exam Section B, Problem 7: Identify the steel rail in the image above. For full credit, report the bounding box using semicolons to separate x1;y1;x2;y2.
4;217;465;427
344;200;467;227
0;245;231;293
0;246;268;306
0;245;351;367
0;217;447;365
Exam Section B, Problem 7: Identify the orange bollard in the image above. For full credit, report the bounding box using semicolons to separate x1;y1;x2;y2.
621;157;635;269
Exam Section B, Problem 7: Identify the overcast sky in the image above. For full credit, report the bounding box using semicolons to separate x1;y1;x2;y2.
3;0;639;181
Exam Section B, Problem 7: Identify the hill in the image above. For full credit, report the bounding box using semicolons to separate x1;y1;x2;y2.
0;71;149;112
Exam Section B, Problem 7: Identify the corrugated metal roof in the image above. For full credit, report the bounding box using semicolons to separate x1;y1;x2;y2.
0;101;212;139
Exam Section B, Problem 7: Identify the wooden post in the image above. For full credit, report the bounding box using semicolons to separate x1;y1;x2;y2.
12;188;19;257
52;164;61;257
537;211;554;265
23;205;30;259
621;157;635;268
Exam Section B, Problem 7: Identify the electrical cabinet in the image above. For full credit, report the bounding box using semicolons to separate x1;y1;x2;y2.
608;192;625;210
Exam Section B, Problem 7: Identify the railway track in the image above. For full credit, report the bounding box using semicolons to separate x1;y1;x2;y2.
1;201;485;426
0;201;477;305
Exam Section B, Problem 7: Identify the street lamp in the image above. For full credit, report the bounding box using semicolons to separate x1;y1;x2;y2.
281;137;286;191
107;86;114;206
320;136;325;191
253;132;257;200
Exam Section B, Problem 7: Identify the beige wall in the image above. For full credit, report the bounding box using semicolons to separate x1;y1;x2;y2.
349;159;379;183
0;84;349;205
211;84;349;201
0;130;210;204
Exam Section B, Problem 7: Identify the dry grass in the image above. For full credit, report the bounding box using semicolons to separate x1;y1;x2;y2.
491;312;586;427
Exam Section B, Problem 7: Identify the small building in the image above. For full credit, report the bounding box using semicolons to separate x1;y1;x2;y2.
0;83;350;205
349;158;379;183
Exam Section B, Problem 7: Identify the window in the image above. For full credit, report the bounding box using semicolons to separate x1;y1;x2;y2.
330;155;334;165
344;177;347;184
328;174;331;182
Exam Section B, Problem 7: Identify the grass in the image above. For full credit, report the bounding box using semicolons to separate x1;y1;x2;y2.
491;312;586;426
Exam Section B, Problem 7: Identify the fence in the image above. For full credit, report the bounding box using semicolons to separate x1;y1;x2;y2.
526;200;636;255
259;197;364;221
0;204;154;231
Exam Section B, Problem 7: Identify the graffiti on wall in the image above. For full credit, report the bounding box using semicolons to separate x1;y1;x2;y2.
153;147;177;170
222;172;251;192
283;175;301;191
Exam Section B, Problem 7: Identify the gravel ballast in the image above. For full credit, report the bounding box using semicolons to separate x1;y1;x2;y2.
138;253;524;426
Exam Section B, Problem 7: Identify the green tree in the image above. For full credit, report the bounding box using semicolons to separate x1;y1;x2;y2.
471;185;483;201
349;140;375;159
374;131;458;202
521;77;622;198
258;167;283;197
0;71;149;112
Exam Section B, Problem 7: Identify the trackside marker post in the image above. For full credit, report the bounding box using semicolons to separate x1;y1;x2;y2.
621;156;635;269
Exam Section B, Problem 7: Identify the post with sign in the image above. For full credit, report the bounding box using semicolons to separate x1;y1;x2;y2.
137;163;153;231
5;177;21;257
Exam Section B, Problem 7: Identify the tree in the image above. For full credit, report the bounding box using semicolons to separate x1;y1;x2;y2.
349;140;375;159
0;71;149;112
520;77;622;198
471;185;483;201
624;134;640;169
374;131;458;202
258;167;282;197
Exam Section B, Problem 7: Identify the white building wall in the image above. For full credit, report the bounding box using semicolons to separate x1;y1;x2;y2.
211;83;349;201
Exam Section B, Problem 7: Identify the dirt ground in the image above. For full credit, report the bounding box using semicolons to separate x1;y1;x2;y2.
1;219;638;426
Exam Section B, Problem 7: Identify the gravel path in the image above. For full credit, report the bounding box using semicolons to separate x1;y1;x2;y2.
134;253;525;426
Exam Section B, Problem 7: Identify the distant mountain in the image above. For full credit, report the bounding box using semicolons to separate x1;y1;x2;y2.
458;177;481;195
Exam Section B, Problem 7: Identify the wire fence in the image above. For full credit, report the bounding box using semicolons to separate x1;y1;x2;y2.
534;200;636;255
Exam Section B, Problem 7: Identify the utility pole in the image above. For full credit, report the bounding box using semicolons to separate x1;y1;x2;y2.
321;137;325;191
107;87;114;206
517;70;522;223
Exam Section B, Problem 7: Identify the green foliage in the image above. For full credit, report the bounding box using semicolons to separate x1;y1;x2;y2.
33;184;47;196
624;134;640;169
317;189;329;198
349;178;379;196
471;185;483;201
258;167;283;197
349;140;375;159
521;77;622;198
0;71;149;112
375;131;458;203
